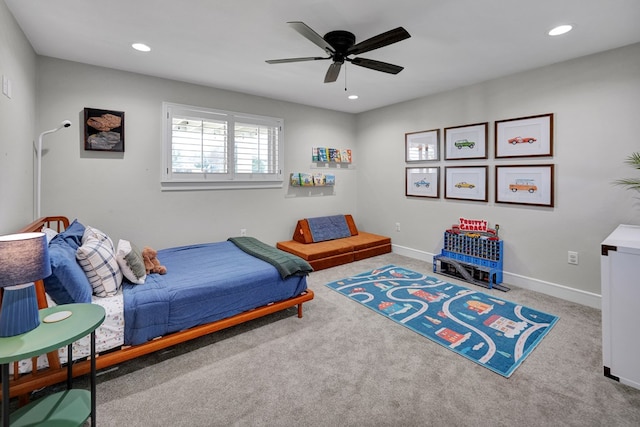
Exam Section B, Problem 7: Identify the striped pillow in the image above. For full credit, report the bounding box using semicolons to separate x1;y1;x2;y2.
83;225;110;242
76;228;122;297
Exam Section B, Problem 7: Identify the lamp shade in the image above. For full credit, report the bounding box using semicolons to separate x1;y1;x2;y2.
0;232;51;336
0;232;51;288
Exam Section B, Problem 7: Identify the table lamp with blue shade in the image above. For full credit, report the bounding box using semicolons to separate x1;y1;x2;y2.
0;232;51;337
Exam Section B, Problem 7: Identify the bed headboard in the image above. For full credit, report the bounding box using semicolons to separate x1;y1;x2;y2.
15;216;71;309
18;216;70;234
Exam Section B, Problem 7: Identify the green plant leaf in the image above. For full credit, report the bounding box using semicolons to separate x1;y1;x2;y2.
614;152;640;192
625;152;640;169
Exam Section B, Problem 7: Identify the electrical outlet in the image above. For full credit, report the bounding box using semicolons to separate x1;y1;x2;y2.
240;228;247;237
395;222;401;232
568;251;579;265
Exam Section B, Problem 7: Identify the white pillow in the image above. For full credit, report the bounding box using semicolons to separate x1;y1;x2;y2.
116;239;146;285
41;227;59;243
76;230;122;297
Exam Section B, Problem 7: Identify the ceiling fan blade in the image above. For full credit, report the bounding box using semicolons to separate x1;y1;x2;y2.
324;62;342;83
266;56;330;64
287;21;335;54
346;27;411;56
350;57;404;74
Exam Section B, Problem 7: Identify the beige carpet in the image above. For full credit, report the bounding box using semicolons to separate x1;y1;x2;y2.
28;253;640;426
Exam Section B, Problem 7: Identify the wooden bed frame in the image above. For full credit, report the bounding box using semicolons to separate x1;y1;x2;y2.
2;216;314;401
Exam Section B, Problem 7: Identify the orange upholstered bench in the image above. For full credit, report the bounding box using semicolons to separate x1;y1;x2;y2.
276;214;392;270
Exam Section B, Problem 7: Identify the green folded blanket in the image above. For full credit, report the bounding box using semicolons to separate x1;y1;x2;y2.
228;237;313;279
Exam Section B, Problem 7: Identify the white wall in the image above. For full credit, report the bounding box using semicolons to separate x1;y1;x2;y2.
356;42;640;307
0;0;36;232
33;57;358;249
4;0;640;308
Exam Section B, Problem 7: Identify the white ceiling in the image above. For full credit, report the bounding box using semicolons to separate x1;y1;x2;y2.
6;0;640;114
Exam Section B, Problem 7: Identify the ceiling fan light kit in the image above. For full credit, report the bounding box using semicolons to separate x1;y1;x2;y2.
266;21;411;83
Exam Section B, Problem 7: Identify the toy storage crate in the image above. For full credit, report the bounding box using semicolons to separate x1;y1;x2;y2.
433;231;507;291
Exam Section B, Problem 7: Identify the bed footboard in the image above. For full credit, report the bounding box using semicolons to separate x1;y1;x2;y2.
2;216;315;401
4;289;314;399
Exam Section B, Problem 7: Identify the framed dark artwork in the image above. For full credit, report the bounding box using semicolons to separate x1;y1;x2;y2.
495;164;555;207
405;129;439;162
444;122;488;160
406;167;440;198
444;165;488;202
84;108;125;152
495;113;553;158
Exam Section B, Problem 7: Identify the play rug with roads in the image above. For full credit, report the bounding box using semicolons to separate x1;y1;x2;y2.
325;265;559;377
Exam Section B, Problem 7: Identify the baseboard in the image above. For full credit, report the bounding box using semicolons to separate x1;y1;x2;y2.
391;244;601;310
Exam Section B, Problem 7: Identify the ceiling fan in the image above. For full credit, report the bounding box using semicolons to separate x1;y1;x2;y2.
266;21;411;83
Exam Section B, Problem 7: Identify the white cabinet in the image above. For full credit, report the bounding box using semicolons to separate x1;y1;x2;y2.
601;224;640;390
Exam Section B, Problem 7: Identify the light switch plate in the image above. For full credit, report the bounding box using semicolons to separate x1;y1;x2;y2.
2;75;12;99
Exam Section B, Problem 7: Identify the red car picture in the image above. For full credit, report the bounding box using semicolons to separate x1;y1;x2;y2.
508;136;536;144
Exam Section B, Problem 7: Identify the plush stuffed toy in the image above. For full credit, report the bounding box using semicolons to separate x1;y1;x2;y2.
142;246;167;275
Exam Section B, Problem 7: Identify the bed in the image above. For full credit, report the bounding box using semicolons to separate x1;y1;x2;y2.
3;216;314;401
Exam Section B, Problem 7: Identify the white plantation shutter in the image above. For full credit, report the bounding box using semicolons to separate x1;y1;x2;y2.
162;103;283;190
171;115;228;175
234;121;279;174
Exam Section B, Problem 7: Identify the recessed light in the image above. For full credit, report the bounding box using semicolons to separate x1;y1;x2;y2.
348;94;358;100
548;25;573;36
132;43;151;52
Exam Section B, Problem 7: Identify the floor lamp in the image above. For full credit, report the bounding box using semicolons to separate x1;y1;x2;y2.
36;120;72;219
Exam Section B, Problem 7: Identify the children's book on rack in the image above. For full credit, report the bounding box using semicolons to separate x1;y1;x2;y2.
290;172;335;187
340;149;352;163
312;147;352;163
318;147;329;162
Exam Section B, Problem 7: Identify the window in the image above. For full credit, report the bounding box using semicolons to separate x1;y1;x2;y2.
162;102;283;190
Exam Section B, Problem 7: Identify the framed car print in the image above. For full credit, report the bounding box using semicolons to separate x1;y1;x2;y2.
406;167;439;198
405;129;439;162
444;122;488;160
495;164;554;207
495;113;553;158
444;166;488;202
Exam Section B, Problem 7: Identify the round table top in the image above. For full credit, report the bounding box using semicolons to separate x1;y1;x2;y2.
0;303;105;364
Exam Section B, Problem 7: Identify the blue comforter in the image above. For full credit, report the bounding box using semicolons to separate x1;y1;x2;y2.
122;241;308;345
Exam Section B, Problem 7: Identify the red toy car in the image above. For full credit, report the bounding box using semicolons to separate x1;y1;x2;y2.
508;136;536;144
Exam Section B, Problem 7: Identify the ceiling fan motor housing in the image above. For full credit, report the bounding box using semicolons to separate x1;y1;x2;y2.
324;30;356;57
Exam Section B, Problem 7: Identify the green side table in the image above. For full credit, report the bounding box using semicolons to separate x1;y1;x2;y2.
0;303;105;427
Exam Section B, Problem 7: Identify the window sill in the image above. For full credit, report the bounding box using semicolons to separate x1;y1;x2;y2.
161;180;284;191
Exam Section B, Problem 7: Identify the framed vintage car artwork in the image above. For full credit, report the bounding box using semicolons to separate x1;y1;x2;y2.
405;129;440;162
406;167;440;198
495;164;554;207
444;122;488;160
495;113;553;158
444;166;488;202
